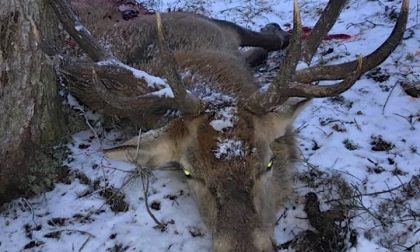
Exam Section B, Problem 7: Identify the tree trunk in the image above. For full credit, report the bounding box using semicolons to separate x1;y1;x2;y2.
0;0;65;204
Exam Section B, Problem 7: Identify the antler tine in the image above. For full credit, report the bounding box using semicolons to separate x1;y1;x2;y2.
47;0;109;62
155;13;201;114
247;0;408;112
279;56;363;98
89;66;175;110
247;0;303;113
295;0;409;83
273;0;303;85
302;0;348;64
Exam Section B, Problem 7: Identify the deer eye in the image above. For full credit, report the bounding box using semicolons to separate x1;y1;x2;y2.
267;159;273;170
183;168;192;177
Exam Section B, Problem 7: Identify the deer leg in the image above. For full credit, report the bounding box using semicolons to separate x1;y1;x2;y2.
211;19;289;51
242;48;268;67
241;23;290;66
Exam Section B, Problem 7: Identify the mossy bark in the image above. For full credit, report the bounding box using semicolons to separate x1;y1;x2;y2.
0;0;66;204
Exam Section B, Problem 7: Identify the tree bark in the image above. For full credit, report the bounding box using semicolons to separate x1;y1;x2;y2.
0;0;65;204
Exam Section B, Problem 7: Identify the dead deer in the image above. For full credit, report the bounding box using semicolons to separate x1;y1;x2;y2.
46;0;408;251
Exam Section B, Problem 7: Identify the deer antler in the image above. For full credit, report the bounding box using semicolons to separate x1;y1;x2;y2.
301;0;348;64
48;0;109;62
246;0;303;112
247;0;408;113
155;13;201;114
47;0;201;116
295;0;408;83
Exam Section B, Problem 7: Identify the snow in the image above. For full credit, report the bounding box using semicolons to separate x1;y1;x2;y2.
185;74;238;132
74;21;91;36
209;106;237;132
1;0;420;251
97;59;175;98
348;237;389;252
74;21;85;32
214;138;245;160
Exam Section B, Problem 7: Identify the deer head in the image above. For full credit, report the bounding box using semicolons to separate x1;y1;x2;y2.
47;0;408;251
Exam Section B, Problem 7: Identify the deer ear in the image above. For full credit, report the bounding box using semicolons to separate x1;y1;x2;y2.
274;98;310;137
104;135;146;163
104;116;205;168
104;126;179;167
256;98;310;142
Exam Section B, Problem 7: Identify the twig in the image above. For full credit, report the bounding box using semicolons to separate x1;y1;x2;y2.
393;113;416;130
382;81;398;115
102;165;133;173
295;122;308;133
79;237;91;252
141;173;165;229
297;147;319;171
331;168;362;182
353;188;387;227
315;126;332;137
127;130;166;230
391;241;420;251
275;208;288;225
84;172;136;218
325;182;406;203
346;19;385;29
353;118;361;131
394;173;407;191
21;198;38;227
73;105;102;143
61;229;95;237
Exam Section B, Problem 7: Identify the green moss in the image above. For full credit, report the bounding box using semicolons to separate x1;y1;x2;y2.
0;144;70;205
26;145;71;194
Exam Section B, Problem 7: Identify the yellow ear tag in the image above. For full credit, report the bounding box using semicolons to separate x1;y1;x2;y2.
183;169;191;177
267;160;273;169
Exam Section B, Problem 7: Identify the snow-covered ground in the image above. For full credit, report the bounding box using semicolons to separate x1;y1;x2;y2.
1;0;419;251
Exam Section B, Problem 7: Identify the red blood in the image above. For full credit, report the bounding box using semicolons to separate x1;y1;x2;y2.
66;39;78;48
287;26;353;41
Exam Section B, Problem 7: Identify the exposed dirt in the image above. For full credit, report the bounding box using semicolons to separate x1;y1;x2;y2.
278;192;356;252
99;187;129;213
366;67;390;83
370;135;394;151
343;139;359;150
401;81;420;98
23;240;45;250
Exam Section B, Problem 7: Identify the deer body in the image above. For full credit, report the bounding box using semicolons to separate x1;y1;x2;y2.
48;0;409;251
69;4;289;124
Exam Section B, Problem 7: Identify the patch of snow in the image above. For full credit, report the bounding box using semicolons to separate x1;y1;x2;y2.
186;76;238;131
214;138;245;159
97;59;174;98
209;106;237;131
66;93;81;108
210;118;233;132
74;21;85;32
348;237;389;252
